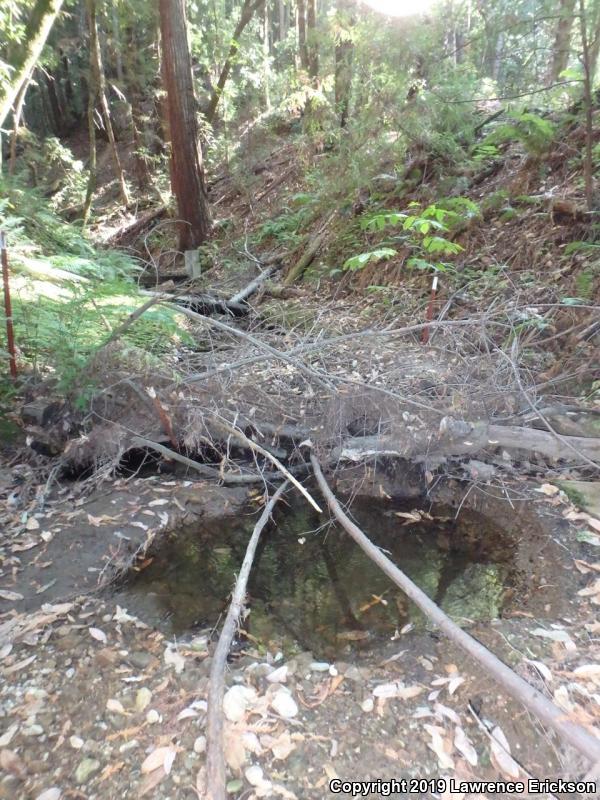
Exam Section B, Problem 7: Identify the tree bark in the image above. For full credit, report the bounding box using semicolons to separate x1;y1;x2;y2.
579;0;594;211
159;0;211;250
8;72;33;176
87;0;130;207
205;0;265;124
547;0;576;84
297;0;309;70
334;0;354;127
0;0;65;129
306;0;318;80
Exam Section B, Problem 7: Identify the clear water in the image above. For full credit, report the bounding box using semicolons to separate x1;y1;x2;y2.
114;495;522;658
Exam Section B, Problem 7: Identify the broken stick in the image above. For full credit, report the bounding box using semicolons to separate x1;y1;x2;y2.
205;481;289;800
309;453;600;767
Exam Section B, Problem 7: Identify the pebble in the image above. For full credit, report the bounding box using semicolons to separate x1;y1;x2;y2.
135;687;152;712
310;662;330;672
146;709;160;724
0;776;21;799
193;735;206;754
128;651;153;670
75;758;101;784
270;689;298;719
69;736;84;749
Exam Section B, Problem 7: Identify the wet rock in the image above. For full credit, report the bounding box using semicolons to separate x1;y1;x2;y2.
0;775;21;799
96;648;118;667
127;651;153;670
75;758;101;784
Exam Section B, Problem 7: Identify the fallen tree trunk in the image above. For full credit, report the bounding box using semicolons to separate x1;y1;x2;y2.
205;481;289;800
141;289;248;317
129;435;305;485
106;205;168;246
283;211;336;285
310;453;600;766
335;418;600;467
228;263;280;305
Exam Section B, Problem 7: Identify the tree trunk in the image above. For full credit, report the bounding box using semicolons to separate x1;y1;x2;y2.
159;0;211;250
306;0;318;80
297;0;309;70
334;0;354;127
264;0;271;110
547;0;576;84
8;72;33;176
110;0;124;84
82;20;98;228
205;0;265;124
0;0;65;129
578;0;594;211
278;0;286;41
87;0;130;207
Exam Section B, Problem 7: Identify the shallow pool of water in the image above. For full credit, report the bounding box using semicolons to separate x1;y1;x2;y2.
114;494;531;658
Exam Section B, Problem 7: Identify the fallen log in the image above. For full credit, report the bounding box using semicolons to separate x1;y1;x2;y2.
106;205;167;246
141;289;248;317
335;418;600;467
228;263;280;305
309;453;600;766
205;481;289;800
129;435;305;485
283;211;337;286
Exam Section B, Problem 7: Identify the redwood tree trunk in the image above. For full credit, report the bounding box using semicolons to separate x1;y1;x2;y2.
306;0;318;80
159;0;211;250
297;0;309;70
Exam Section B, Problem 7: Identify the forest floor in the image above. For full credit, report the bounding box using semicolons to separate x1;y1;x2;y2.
1;111;600;799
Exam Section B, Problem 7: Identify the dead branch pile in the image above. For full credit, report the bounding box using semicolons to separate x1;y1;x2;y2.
27;287;599;489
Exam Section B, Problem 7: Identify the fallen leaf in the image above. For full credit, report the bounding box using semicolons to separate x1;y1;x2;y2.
269;730;296;761
447;676;465;695
141;746;177;774
26;517;40;530
0;590;23;602
139;766;166;797
164;644;185;674
149;499;169;507
89;627;107;644
490;726;520;779
0;724;19;747
424;724;454;770
4;655;36;675
454;727;477;766
531;627;576;650
373;682;424;700
35;790;62;800
538;483;559;496
524;659;552;682
573;664;600;683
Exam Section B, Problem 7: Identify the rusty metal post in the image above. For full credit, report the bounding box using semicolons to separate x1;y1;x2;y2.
0;231;18;380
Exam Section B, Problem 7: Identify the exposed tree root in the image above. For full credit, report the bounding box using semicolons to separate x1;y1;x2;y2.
309;453;600;766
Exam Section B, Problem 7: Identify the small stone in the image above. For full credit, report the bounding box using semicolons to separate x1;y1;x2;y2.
270;689;298;719
146;709;160;724
135;687;152;712
361;698;374;713
69;735;84;749
226;779;243;794
128;651;152;670
310;662;330;672
95;648;118;667
189;636;208;652
75;758;101;784
119;739;139;753
0;776;21;799
344;666;362;682
22;724;44;737
193;735;206;754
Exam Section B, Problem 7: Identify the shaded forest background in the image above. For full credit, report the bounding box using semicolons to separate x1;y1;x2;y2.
0;0;598;402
